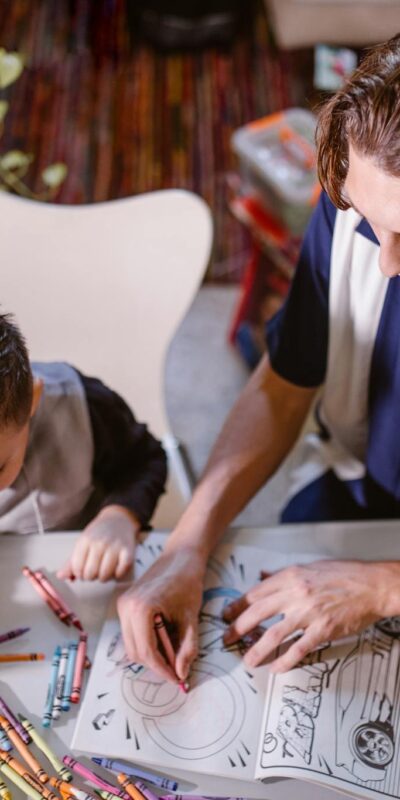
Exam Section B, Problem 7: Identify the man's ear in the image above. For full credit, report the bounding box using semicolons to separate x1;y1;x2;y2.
30;378;43;417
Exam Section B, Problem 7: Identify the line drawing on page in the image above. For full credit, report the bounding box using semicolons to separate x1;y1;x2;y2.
260;616;400;797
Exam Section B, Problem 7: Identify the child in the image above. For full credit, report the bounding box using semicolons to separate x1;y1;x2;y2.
0;312;167;581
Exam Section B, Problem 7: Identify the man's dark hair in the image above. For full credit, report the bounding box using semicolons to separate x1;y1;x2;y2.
0;313;33;428
317;33;400;208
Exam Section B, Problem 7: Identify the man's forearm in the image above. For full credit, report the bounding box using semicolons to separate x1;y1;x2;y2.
165;356;317;560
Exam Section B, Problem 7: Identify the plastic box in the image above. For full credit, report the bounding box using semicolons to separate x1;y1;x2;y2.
231;108;320;235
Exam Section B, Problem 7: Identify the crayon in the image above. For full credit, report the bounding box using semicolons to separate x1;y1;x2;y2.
52;646;69;719
0;627;30;645
50;777;98;800
0;717;48;784
70;634;87;704
95;789;130;800
0;758;43;800
117;774;145;800
34;571;83;632
0;730;11;754
18;714;72;781
134;783;158;800
62;642;77;711
42;645;61;728
63;757;127;796
0;654;45;663
91;760;178;792
0;697;30;744
0;778;11;800
22;567;70;626
153;614;188;694
0;751;58;800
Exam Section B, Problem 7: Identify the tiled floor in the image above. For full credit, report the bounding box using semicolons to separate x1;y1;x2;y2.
166;285;294;526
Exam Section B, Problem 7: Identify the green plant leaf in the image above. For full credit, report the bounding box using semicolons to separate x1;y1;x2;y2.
0;149;33;171
0;100;8;122
41;162;67;187
0;49;24;89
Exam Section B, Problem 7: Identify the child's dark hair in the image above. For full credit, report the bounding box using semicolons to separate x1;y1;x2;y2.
317;33;400;208
0;313;33;429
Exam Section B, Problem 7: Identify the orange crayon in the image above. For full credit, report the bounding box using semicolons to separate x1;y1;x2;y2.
117;775;145;800
0;653;45;663
0;716;49;784
0;751;57;800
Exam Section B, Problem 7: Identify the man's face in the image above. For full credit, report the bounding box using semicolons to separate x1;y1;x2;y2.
0;421;30;490
344;144;400;278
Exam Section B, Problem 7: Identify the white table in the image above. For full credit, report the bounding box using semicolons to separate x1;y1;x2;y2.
2;521;400;800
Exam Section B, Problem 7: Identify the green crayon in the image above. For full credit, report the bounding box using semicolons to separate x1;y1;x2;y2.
17;714;73;782
0;759;42;800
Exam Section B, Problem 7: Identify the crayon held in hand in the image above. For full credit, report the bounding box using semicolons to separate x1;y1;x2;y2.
153;613;189;693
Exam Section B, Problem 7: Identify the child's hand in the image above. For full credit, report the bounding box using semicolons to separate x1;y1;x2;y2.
57;505;140;582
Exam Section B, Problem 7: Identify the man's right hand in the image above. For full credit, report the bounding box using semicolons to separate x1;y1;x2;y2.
117;545;206;684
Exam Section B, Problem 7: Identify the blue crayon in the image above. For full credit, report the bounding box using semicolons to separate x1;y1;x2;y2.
0;727;12;752
91;759;178;792
62;641;78;711
42;645;61;728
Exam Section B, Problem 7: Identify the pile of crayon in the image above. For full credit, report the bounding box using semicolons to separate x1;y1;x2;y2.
43;637;88;728
21;566;90;726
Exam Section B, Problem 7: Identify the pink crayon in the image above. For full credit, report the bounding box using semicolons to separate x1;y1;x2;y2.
70;634;87;704
34;571;83;632
62;757;129;798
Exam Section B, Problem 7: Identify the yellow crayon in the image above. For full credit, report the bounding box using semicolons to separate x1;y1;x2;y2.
18;714;72;782
0;759;42;800
0;778;11;800
117;775;145;800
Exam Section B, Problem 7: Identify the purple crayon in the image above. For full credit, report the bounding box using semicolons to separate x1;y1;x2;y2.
0;697;30;744
0;627;30;645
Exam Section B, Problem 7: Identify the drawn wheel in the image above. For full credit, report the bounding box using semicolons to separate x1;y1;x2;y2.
375;617;400;638
352;724;394;768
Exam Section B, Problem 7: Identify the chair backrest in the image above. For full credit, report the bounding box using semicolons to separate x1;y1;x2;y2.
0;189;213;527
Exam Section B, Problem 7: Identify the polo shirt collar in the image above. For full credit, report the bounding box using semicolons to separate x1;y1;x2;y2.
356;217;379;245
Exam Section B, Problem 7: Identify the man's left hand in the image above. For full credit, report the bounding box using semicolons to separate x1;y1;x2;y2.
223;559;400;672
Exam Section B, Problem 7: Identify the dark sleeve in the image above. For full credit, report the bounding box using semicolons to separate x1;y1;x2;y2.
265;191;336;388
77;372;167;528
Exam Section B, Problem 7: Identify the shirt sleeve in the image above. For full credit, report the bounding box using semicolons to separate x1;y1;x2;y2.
77;372;168;528
265;191;337;388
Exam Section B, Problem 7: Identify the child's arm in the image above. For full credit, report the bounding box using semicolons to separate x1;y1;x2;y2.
58;373;167;582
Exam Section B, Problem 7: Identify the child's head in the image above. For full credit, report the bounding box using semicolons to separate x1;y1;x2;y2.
0;313;42;489
317;33;400;209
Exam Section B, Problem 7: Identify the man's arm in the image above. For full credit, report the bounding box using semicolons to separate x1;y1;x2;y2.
165;353;317;559
116;354;318;681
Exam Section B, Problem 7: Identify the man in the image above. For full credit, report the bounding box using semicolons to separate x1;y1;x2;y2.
117;33;400;682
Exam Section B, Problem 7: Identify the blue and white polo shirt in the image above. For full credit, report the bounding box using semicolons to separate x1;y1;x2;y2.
266;191;400;510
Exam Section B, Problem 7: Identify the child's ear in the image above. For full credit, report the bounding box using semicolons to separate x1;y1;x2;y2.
30;378;43;417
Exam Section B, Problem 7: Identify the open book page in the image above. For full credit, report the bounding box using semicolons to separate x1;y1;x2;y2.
255;621;400;800
72;535;270;783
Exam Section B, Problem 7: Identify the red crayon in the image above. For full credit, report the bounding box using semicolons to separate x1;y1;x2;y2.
70;633;87;703
153;614;189;694
22;567;70;626
34;570;83;631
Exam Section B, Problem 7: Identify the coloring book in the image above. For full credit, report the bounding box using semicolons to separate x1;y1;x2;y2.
72;534;400;800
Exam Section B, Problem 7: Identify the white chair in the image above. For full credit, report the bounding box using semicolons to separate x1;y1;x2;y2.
0;189;213;528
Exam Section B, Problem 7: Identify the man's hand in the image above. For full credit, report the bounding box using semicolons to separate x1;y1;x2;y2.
223;559;400;673
117;546;206;684
57;505;140;582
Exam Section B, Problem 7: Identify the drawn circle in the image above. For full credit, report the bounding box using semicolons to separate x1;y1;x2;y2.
351;723;394;769
125;662;246;760
122;671;185;717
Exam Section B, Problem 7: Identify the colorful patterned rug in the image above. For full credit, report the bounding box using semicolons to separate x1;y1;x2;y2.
0;0;314;281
